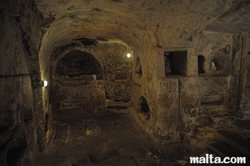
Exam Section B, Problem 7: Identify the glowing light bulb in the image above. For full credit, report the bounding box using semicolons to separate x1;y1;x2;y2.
127;53;131;58
43;80;48;87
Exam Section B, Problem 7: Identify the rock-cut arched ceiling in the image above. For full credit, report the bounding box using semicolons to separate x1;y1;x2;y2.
36;0;250;50
35;0;250;79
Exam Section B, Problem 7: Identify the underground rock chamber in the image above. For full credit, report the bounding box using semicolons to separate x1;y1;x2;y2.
49;41;134;116
38;36;200;166
1;0;250;165
37;39;201;166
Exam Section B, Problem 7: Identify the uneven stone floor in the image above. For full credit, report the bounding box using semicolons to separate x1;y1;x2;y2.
36;111;204;166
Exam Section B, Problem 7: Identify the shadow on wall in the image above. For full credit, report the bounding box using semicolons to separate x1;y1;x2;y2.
50;50;105;115
50;43;134;115
164;51;188;76
55;50;103;78
139;96;150;120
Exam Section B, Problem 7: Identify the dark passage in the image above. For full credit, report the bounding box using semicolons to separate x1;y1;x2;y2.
35;112;201;166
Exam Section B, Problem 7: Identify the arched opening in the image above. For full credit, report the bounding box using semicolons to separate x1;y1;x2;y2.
55;50;103;78
135;56;142;76
198;55;205;75
209;56;228;72
50;42;134;116
140;96;150;120
50;50;106;116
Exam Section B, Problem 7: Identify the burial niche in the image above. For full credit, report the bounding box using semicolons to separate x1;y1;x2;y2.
140;96;150;120
164;51;187;76
55;50;102;78
198;55;205;75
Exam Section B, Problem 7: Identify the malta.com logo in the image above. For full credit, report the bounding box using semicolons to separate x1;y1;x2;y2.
190;154;246;164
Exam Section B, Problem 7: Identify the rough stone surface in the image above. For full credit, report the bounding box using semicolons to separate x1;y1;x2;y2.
36;113;204;166
0;0;47;165
50;42;133;116
1;0;250;165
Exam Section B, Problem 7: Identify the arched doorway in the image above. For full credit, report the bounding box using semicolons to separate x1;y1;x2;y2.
50;50;106;116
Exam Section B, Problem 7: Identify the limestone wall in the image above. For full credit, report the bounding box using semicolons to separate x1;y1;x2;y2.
49;42;133;115
130;31;248;144
35;0;250;145
238;35;250;116
0;0;48;165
